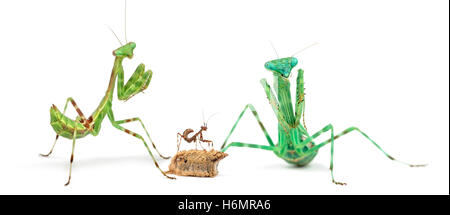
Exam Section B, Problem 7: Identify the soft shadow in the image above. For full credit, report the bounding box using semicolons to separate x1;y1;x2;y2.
77;155;170;168
264;162;329;172
34;154;170;169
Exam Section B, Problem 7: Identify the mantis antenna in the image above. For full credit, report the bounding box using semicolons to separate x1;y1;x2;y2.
269;41;280;58
202;109;205;124
124;0;127;43
206;112;220;125
201;110;219;125
291;42;319;57
287;42;318;78
107;25;123;46
106;0;128;46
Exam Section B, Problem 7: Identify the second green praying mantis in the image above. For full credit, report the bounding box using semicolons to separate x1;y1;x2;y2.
220;45;427;185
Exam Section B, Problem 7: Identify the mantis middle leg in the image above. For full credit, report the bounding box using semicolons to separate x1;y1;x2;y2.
41;97;86;157
107;110;175;179
115;117;170;159
220;104;275;151
199;132;213;149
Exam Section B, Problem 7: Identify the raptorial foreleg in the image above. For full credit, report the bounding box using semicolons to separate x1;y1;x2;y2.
117;63;152;101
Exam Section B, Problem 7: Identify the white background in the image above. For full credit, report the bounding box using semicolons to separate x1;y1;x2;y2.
0;0;448;194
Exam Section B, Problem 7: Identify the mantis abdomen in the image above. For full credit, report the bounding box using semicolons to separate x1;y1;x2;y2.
50;105;89;139
181;129;197;143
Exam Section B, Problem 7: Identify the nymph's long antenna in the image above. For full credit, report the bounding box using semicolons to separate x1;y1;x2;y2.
202;109;206;124
206;112;219;125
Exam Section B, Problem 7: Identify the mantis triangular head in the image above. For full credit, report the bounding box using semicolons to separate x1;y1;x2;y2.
113;42;136;59
264;57;298;78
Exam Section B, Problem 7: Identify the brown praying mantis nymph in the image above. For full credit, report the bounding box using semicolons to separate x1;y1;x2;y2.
176;112;218;152
40;2;175;186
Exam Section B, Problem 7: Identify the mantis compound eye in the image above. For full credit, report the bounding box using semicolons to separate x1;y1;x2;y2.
290;57;298;67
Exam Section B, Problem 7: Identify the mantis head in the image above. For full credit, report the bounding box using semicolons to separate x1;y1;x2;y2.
201;123;208;131
264;57;298;78
113;42;136;58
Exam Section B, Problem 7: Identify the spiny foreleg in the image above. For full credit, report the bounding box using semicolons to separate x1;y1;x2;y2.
294;69;307;130
117;63;152;101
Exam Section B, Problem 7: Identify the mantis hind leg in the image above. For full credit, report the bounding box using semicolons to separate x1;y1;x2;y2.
65;129;77;186
115;117;170;159
301;124;426;185
202;139;213;150
197;140;205;150
42;97;86;157
40;135;59;157
220;104;275;151
108;112;175;179
176;133;183;152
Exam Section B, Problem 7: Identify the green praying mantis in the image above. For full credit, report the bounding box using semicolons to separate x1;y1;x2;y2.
220;45;426;185
41;41;175;185
41;3;175;185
